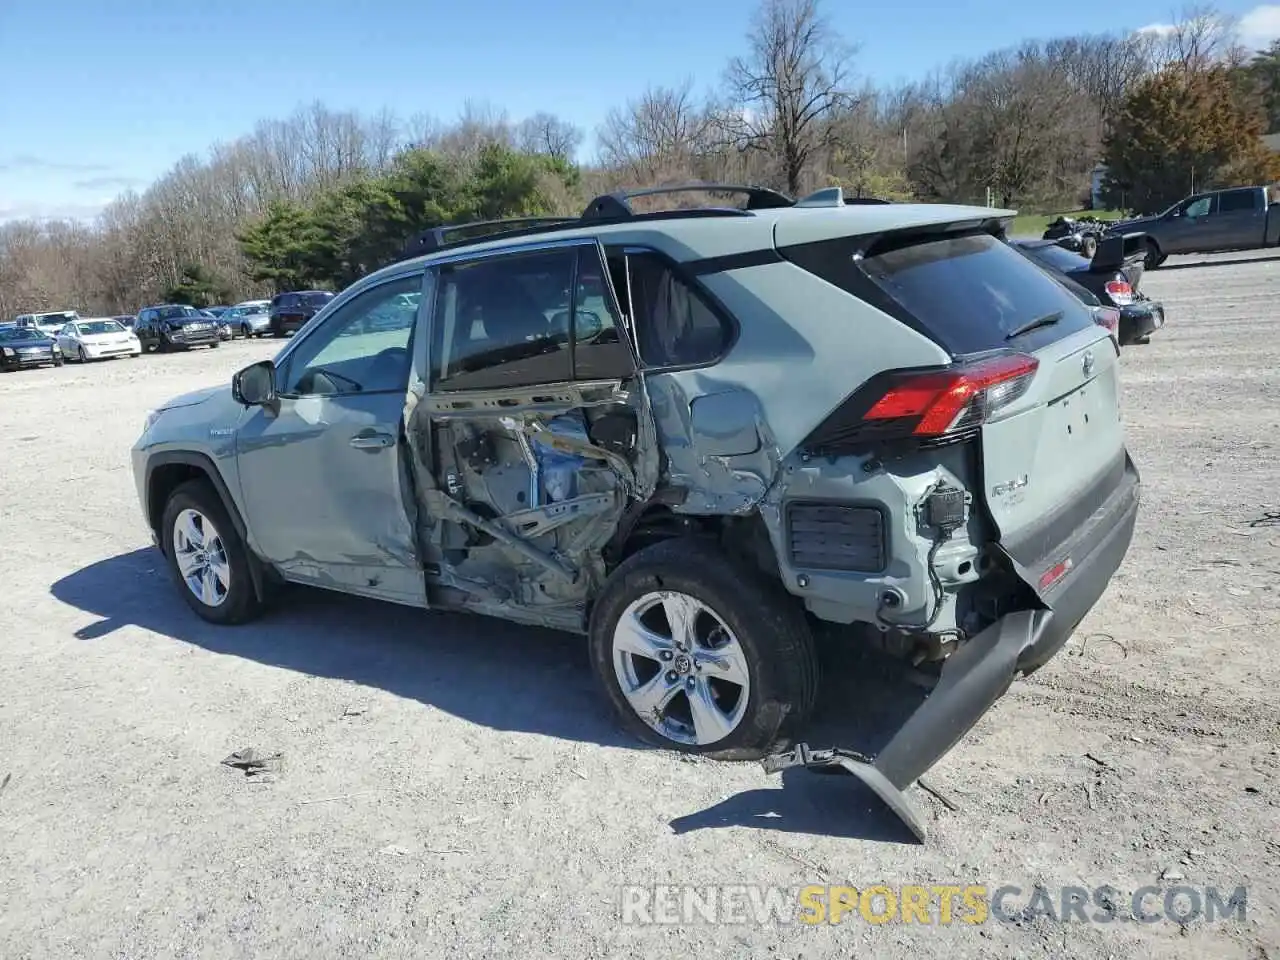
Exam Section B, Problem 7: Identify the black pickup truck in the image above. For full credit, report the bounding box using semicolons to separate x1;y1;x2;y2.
1111;185;1280;268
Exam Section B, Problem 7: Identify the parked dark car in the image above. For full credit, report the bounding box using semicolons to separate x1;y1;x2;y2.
1012;233;1164;346
134;304;222;352
268;290;334;337
0;324;63;370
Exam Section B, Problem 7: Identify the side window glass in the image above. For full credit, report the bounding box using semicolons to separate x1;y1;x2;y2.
279;274;422;397
1218;190;1254;213
432;247;574;391
1185;196;1212;218
569;248;633;380
623;252;733;368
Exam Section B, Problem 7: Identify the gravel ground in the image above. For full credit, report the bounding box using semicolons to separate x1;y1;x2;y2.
2;251;1278;959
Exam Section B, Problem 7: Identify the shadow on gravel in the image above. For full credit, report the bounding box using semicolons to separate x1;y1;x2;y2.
52;549;932;842
1158;252;1280;271
668;646;930;845
52;547;634;750
668;768;922;845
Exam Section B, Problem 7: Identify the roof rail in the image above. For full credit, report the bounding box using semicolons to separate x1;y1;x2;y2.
402;216;580;258
395;183;803;263
579;182;795;221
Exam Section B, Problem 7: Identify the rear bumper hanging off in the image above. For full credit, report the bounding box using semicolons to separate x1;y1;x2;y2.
764;456;1141;841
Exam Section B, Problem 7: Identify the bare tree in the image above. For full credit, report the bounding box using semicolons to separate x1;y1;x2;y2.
721;0;858;194
1144;5;1243;75
597;80;716;183
515;113;583;162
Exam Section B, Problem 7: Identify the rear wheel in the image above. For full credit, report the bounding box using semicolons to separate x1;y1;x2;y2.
160;479;263;625
1080;235;1098;259
588;538;818;760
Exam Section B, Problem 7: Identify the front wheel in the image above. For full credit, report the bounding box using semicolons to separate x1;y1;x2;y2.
78;345;88;363
1144;239;1163;270
588;538;819;760
160;479;264;625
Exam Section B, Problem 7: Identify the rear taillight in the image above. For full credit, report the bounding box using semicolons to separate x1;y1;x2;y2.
1104;277;1132;305
1094;305;1120;341
803;353;1039;453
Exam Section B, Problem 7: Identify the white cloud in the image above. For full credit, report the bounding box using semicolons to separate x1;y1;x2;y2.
0;200;110;224
1136;21;1178;36
1238;4;1280;51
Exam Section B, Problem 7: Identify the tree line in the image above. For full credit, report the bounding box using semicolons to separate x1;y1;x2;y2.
2;0;1278;317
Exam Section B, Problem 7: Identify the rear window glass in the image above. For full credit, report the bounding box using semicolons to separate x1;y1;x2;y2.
1024;243;1090;273
859;232;1096;355
303;292;334;307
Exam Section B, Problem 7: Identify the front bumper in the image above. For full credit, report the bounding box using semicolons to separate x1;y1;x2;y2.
1119;301;1164;345
766;454;1141;840
166;329;220;347
83;341;142;359
2;347;59;367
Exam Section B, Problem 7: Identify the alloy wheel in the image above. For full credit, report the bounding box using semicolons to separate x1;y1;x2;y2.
171;508;231;608
611;590;751;746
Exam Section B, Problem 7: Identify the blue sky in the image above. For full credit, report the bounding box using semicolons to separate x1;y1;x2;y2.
1;0;1278;222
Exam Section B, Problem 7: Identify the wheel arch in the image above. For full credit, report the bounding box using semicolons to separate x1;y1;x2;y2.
145;451;268;600
606;500;781;581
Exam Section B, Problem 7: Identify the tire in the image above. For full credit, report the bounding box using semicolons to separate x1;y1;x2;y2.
588;538;818;760
160;479;264;625
1080;235;1097;260
1144;239;1163;270
210;341;220;349
241;324;251;339
78;345;88;363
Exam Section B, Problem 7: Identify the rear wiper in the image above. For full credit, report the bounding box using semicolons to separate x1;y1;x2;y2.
1006;311;1063;340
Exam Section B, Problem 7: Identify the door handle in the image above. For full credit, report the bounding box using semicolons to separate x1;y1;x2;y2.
350;432;395;450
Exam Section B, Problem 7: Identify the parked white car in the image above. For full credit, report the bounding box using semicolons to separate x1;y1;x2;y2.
15;310;79;339
56;317;142;362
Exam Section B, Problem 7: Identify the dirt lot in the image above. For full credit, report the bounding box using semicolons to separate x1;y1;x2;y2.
2;251;1278;959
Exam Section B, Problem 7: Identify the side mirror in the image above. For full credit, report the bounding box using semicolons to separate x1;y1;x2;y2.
232;360;277;407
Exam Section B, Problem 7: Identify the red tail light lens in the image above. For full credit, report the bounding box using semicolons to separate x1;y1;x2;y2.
1104;278;1132;305
1094;306;1120;341
803;353;1040;453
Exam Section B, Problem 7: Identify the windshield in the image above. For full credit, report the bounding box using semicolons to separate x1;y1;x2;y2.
155;305;203;321
78;320;126;335
36;312;77;325
0;327;43;342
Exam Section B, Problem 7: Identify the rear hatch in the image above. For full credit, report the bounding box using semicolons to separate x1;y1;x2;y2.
783;224;1127;584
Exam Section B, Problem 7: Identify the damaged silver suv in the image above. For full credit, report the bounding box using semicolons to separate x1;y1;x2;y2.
132;184;1139;824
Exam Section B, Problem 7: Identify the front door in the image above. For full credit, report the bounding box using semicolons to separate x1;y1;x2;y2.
1164;193;1216;253
235;270;430;606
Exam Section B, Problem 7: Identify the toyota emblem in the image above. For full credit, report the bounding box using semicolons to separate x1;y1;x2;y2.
1082;350;1095;376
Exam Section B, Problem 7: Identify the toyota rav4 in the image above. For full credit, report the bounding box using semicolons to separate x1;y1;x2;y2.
131;184;1140;826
